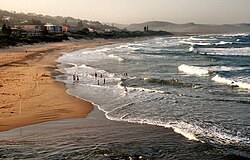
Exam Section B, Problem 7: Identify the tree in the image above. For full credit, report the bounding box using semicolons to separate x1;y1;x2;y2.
78;20;83;27
64;19;69;26
27;19;42;25
2;24;12;35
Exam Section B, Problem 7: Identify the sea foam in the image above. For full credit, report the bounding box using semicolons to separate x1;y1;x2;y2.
178;64;209;76
212;75;250;90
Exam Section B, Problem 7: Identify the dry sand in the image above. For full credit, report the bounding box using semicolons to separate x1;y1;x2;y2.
0;39;123;132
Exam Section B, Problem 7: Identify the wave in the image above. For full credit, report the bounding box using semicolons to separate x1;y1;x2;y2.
178;64;248;77
179;40;212;46
188;36;217;41
188;46;195;52
57;46;127;64
144;77;194;88
209;66;247;72
108;54;124;61
212;75;250;90
117;81;165;94
199;47;250;56
215;41;233;45
104;112;250;149
178;64;210;76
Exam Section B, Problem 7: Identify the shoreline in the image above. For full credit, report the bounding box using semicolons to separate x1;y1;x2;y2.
0;38;139;132
0;37;249;159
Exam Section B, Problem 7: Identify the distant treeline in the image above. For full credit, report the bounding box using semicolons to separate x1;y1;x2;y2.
0;34;69;48
70;29;172;39
0;29;172;48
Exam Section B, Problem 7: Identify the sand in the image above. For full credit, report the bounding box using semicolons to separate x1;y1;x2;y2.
0;39;248;160
0;39;122;132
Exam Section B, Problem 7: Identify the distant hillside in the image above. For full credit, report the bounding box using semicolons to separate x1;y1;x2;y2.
0;9;115;30
120;21;250;34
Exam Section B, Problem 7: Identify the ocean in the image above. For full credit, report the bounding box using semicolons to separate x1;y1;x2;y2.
57;34;250;158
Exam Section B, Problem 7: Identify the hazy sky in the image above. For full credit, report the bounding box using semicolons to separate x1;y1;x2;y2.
1;0;250;24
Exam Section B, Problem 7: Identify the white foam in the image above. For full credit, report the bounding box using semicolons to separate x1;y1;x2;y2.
127;86;165;94
180;40;212;46
216;41;232;45
57;46;124;64
188;37;217;41
199;47;250;56
188;46;195;52
116;81;164;94
178;64;209;76
115;44;129;49
209;66;247;72
108;54;124;61
212;75;250;89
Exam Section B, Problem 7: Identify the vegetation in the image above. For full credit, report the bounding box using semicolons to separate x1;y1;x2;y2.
0;9;173;48
70;28;172;39
1;24;12;35
0;33;69;48
0;9;115;30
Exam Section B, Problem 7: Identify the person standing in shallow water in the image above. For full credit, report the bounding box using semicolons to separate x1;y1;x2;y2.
103;78;105;84
124;86;128;92
76;75;79;82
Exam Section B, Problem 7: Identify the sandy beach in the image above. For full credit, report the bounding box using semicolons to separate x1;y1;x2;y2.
0;38;249;160
0;39;121;132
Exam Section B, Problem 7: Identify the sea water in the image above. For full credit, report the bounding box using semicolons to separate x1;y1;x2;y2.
57;34;250;156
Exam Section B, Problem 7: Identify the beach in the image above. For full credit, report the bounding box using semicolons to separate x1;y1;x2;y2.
0;39;119;132
0;37;249;159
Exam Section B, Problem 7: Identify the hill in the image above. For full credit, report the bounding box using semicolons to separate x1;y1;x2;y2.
0;9;115;30
117;21;250;34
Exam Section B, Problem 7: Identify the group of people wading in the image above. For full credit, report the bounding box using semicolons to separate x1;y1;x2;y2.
94;72;106;85
72;72;129;92
72;72;106;85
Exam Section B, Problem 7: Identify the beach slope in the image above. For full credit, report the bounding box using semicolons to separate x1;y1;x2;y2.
0;40;115;132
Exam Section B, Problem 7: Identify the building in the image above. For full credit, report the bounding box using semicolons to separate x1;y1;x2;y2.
65;25;84;33
14;25;43;30
13;25;43;36
2;16;13;21
88;28;94;33
44;23;63;34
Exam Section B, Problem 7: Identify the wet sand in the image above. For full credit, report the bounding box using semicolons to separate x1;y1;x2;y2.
0;107;247;160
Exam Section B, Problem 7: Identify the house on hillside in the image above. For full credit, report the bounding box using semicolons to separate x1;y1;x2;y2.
44;23;63;34
14;25;43;36
88;28;94;33
62;26;69;32
65;25;84;33
2;16;13;21
14;25;43;30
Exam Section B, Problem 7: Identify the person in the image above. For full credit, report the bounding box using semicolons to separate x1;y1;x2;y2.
231;81;239;89
97;80;99;85
103;78;105;84
73;74;76;81
175;79;179;84
94;72;97;78
124;86;128;92
76;75;79;82
100;74;103;78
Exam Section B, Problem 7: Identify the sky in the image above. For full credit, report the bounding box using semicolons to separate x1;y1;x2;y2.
0;0;250;24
